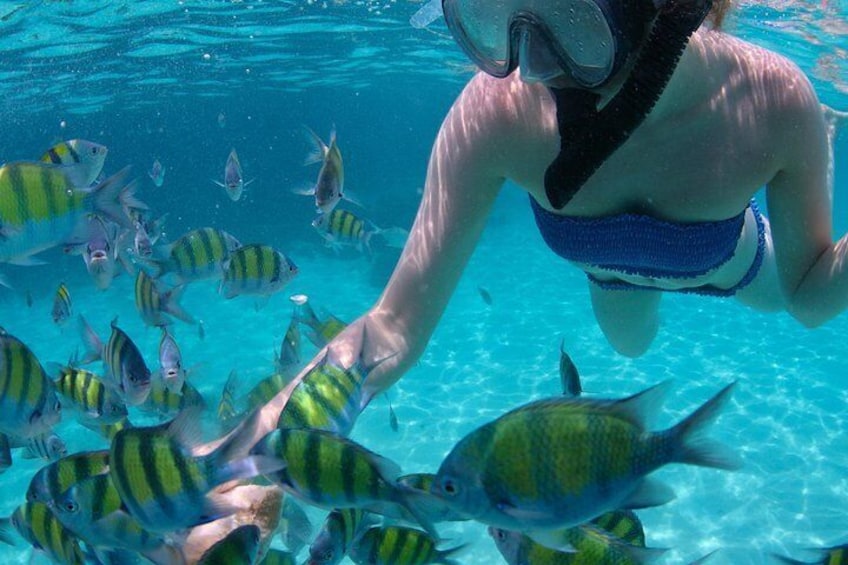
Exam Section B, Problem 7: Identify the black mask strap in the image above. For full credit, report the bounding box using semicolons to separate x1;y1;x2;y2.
544;0;713;210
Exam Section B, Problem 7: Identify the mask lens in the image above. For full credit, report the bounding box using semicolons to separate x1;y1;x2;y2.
443;0;618;85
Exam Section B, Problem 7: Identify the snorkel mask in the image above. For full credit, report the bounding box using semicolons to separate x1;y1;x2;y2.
442;0;653;87
440;0;713;208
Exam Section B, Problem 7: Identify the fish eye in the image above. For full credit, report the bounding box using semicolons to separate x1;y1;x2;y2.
440;476;459;497
492;528;507;542
63;500;78;513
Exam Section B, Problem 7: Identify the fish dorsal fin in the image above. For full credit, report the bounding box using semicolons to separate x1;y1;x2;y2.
612;380;674;429
166;407;205;450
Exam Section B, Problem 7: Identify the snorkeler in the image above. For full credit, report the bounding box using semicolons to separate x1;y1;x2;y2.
267;0;842;422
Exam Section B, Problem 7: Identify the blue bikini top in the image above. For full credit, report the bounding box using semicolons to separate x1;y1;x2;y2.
529;195;753;280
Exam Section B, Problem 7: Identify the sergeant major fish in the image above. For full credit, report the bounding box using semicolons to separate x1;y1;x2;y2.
108;407;281;533
0;501;86;564
141;227;242;284
53;365;128;425
306;508;378;565
348;525;466;565
301;127;348;214
0;162;141;266
220;244;298;300
51;282;72;325
0;329;62;439
39;138;107;187
26;449;110;505
79;316;152;406
213;148;252;201
135;270;196;327
431;381;741;548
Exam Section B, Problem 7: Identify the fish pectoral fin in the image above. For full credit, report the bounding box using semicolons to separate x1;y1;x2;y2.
211;179;226;188
621;477;676;510
7;254;47;266
525;529;578;554
495;500;553;524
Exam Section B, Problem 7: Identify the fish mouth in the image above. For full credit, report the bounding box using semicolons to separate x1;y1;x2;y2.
90;250;108;261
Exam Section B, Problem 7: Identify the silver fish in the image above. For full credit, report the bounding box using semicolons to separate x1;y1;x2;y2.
148;158;165;187
213;148;252;201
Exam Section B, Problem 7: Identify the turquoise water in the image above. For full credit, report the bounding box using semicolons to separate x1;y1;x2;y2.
1;1;847;564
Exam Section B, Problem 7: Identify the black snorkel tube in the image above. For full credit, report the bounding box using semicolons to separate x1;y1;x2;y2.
544;0;714;210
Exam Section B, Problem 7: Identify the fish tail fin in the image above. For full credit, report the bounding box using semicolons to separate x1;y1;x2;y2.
437;542;471;565
209;407;285;484
0;517;15;546
91;167;144;229
668;381;742;471
77;314;103;364
303;126;328;165
162;285;196;325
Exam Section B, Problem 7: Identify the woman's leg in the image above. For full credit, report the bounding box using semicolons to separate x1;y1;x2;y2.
589;282;662;358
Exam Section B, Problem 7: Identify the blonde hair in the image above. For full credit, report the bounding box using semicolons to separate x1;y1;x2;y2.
706;0;732;30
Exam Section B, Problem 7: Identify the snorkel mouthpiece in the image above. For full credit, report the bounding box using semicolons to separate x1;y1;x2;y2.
544;0;713;209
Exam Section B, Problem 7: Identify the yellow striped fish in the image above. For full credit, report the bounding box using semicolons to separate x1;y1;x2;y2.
306;508;378;565
95;415;134;442
274;316;301;377
220;244;298;299
139;379;205;421
277;345;383;437
303;127;346;214
142;227;242;284
0;501;85;564
348;526;466;565
135;270;196;327
250;428;434;536
217;369;241;429
40;138;107;186
291;294;347;348
51;282;72;325
0;162;140;265
54;366;127;424
109;407;279;533
396;473;466;523
54;473;184;563
198;524;261;564
431;381;741;539
26;449;110;505
489;524;667;565
79;316;152;406
312;208;375;252
246;373;289;412
0;329;62;439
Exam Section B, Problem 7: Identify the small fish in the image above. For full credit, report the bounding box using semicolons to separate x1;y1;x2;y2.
489;522;667;565
0;162;141;266
349;526;466;565
312;209;376;253
135;270;196;327
306;508;378;565
25;290;33;307
0;329;62;439
40;138;108;187
198;320;206;341
139;379;205;421
17;432;67;462
1;501;86;564
0;433;11;473
387;395;398;433
559;340;581;397
134;219;154;257
213;148;252;201
431;381;741;543
109;408;279;533
142;227;242;284
198;524;261;564
26;449;110;505
279;496;313;555
157;328;187;392
53;473;183;564
79;316;153;406
477;286;493;306
774;543;848;564
251;428;434;536
51;282;72;325
220;244;298;300
302;127;347;214
278;329;387;437
71;215;125;290
291;294;348;348
217;112;227;128
274;316;301;377
148;158;165;187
